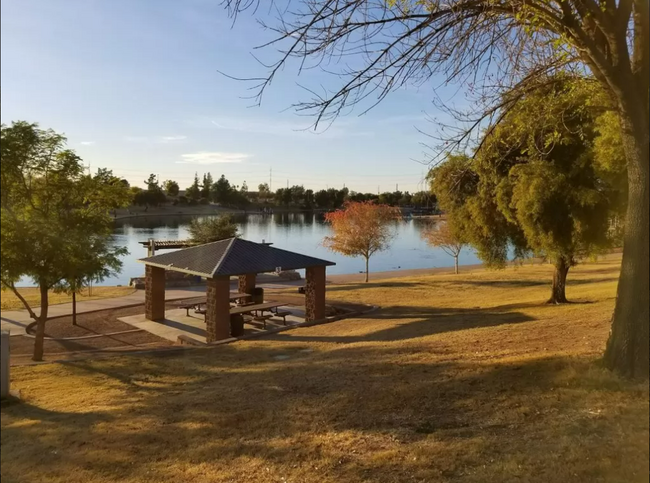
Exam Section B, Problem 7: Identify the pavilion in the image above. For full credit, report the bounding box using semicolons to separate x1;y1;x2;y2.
138;237;335;342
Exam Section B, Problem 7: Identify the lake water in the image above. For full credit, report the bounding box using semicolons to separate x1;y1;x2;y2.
106;213;481;286
19;213;481;287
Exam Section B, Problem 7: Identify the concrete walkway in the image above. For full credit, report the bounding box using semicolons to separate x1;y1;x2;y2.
0;262;493;337
0;287;206;336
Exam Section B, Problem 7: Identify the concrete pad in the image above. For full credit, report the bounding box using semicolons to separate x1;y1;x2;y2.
119;305;305;344
0;287;208;336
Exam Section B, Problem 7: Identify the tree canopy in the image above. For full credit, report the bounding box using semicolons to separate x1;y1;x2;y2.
421;221;467;274
323;201;401;282
1;121;130;360
188;215;240;245
431;79;625;303
223;0;649;377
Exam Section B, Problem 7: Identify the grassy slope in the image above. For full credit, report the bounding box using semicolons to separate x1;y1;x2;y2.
1;286;135;311
1;255;648;483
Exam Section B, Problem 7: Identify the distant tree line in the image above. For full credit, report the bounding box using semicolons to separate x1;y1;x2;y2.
126;173;436;211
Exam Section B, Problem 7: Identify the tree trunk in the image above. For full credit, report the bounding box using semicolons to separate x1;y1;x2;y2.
72;291;77;326
364;256;369;283
548;257;570;304
604;100;650;379
32;284;48;362
454;255;459;275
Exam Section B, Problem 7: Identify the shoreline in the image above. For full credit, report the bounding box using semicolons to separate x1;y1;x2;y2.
113;206;443;222
13;252;624;290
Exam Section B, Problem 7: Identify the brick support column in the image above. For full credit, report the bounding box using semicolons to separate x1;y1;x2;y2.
145;265;165;321
205;276;231;342
305;265;326;322
237;273;256;295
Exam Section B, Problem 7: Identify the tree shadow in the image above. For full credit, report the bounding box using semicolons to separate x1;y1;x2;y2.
265;305;536;343
440;277;619;289
2;348;645;483
325;281;426;292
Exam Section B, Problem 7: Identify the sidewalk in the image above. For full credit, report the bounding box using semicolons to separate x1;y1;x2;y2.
0;287;206;336
0;264;488;336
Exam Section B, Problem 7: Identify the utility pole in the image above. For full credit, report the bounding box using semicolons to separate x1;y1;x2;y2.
286;179;289;189
270;167;272;191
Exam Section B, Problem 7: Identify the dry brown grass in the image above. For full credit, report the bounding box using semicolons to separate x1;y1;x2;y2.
0;286;135;311
2;254;648;483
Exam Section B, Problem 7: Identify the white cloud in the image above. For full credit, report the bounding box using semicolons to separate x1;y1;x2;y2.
177;151;251;165
158;135;187;143
80;141;95;146
124;135;188;143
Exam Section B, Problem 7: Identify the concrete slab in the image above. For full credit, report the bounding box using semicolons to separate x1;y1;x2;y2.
0;287;207;336
119;306;305;344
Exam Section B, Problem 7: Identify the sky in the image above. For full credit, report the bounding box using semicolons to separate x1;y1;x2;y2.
1;0;462;193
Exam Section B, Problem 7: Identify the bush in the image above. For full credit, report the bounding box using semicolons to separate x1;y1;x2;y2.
188;215;239;244
199;197;210;205
177;195;188;205
188;198;198;206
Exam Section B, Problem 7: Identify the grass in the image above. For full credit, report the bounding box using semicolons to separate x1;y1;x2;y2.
0;286;136;311
1;254;648;483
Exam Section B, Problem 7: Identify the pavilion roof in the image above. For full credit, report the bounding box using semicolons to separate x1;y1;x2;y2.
138;237;335;278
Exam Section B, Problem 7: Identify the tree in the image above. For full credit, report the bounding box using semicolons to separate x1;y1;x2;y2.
304;189;315;209
142;173;166;207
290;185;306;205
431;80;624;304
225;0;649;378
164;179;180;197
186;173;201;201
1;122;130;360
258;183;271;200
201;173;214;200
54;235;124;326
314;189;331;209
212;175;232;204
422;222;467;274
188;215;240;244
323;201;401;282
275;187;293;206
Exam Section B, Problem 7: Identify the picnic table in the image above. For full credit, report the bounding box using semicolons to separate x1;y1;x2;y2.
230;302;291;328
229;302;285;316
180;292;252;316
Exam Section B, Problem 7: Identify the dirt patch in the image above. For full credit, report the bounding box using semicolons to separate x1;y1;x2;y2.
10;302;197;363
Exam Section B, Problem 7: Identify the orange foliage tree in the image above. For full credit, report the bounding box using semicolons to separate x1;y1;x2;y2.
323;201;401;282
421;222;468;275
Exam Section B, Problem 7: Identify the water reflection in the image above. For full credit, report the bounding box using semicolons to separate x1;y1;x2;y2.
28;213;480;286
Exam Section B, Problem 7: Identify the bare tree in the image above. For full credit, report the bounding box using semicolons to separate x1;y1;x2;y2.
422;222;466;274
223;0;648;378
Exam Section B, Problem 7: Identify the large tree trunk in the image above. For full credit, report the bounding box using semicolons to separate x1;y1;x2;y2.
604;100;650;379
548;257;570;304
364;256;369;283
32;284;48;362
72;291;77;326
454;255;459;275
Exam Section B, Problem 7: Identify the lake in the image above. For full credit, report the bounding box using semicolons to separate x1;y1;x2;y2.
105;213;481;286
19;213;482;287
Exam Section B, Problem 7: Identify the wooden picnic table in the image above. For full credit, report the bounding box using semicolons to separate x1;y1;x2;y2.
229;302;285;316
180;292;252;316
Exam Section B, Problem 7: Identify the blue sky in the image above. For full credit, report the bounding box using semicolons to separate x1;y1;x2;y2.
1;0;460;193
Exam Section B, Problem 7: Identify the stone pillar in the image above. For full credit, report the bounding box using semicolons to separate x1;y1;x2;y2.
205;276;231;342
237;273;256;295
305;265;326;322
145;265;165;321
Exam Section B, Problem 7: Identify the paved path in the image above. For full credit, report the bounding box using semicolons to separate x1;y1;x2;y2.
0;287;206;336
0;263;494;337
